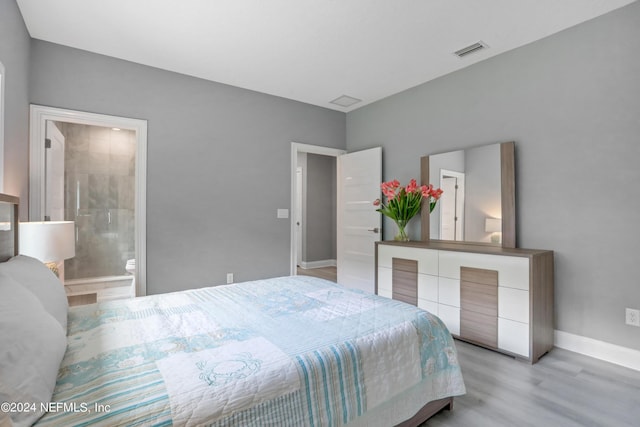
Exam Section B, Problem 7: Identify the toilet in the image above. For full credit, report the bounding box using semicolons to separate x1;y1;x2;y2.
125;259;136;297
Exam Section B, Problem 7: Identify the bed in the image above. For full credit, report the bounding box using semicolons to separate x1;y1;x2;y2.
0;193;465;427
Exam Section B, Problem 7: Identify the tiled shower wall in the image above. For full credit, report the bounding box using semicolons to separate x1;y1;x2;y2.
56;122;136;279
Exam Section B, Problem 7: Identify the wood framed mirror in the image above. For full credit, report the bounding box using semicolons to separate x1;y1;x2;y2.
420;141;516;248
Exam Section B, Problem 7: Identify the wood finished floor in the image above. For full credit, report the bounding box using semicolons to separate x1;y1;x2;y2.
423;340;640;427
296;266;337;282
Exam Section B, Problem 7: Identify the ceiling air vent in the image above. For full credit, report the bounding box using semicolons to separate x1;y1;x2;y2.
454;41;488;58
330;95;362;108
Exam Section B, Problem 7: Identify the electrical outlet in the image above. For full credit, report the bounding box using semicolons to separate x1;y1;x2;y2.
626;308;640;327
226;273;234;284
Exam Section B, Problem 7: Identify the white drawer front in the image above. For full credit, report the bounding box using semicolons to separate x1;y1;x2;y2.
377;267;392;298
418;274;438;302
438;252;529;290
498;318;529;357
377;245;438;275
438;277;460;307
438;304;460;335
378;289;392;299
495;257;530;290
498;287;529;324
418;299;438;315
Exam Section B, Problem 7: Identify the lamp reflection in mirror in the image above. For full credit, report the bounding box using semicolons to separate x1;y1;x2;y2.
19;221;75;281
485;218;502;244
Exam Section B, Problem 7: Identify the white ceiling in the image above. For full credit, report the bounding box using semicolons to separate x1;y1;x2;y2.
17;0;636;112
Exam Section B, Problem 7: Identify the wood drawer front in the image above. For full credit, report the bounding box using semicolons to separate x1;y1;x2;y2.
461;310;498;348
377;267;392;298
392;258;418;305
378;245;438;275
460;266;498;316
461;266;498;286
439;252;529;290
461;281;498;317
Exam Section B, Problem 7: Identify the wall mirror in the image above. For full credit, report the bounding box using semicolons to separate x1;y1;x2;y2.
420;141;515;248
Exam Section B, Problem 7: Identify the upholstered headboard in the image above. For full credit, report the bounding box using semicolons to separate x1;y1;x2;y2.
0;193;19;262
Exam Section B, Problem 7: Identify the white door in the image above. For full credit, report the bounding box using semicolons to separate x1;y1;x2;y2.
45;121;65;221
295;167;303;266
439;169;465;241
337;147;382;293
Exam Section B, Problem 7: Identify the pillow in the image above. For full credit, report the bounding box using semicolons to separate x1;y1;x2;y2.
0;273;67;427
0;255;69;331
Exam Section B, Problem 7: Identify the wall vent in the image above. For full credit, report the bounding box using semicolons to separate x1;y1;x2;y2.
454;41;488;58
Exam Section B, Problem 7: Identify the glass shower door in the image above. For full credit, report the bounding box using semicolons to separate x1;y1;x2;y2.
46;121;136;282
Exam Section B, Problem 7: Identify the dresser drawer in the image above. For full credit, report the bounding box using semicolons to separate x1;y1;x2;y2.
439;252;529;290
378;245;438;275
417;274;438;302
498;318;529;357
498;287;529;324
438;277;460;307
377;267;392;298
438;304;460;335
418;299;438;315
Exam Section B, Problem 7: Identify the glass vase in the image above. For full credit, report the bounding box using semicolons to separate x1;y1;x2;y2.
393;220;410;242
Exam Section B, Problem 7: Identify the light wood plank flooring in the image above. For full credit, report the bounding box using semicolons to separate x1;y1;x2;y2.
296;266;337;282
423;340;640;426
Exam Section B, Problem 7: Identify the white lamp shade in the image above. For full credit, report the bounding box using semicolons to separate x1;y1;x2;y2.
19;221;76;262
485;218;502;233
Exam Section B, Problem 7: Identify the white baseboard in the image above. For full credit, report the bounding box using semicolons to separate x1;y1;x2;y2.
299;259;336;269
554;330;640;372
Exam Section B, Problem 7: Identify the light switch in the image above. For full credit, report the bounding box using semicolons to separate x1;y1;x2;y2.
277;209;289;219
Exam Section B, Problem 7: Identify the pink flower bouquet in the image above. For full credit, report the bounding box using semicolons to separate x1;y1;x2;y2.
373;179;443;241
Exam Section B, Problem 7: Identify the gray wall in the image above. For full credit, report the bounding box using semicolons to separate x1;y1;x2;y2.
347;3;640;351
305;153;336;262
28;40;345;294
0;0;31;218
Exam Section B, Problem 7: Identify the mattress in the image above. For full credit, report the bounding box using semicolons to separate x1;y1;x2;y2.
36;276;465;426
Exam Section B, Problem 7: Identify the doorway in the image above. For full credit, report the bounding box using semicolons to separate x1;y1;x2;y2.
29;105;148;296
295;151;338;281
290;143;345;277
439;169;465;241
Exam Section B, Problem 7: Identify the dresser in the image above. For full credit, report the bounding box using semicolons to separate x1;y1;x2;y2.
376;240;554;363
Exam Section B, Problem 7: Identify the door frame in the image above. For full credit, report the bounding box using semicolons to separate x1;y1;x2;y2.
29;104;148;296
439;169;465;241
0;61;5;191
290;142;346;276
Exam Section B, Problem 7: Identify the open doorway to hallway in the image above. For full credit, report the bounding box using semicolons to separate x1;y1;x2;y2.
295;151;337;282
290;143;345;279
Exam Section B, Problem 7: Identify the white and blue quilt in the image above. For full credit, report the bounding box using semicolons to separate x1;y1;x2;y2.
36;276;465;426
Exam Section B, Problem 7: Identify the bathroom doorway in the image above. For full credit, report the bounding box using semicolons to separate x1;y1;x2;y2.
29;105;147;296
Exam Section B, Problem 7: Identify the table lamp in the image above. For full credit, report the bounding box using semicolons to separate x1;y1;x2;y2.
485;218;502;244
19;221;76;280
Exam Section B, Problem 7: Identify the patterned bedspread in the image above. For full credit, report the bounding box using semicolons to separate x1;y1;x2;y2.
36;276;465;426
